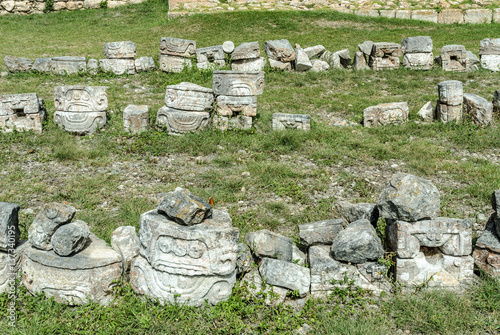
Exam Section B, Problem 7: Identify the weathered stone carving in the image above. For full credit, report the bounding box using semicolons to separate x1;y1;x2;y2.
103;41;136;59
54;111;107;135
231;57;266;72
4;55;33;72
298;219;343;247
295;48;312;72
231;42;260;60
196;45;225;64
111;226;140;271
87;58;99;75
403;53;434;70
156;107;211;135
134;56;155;72
32;58;54;73
272;113;311;131
0;93;46;133
437;80;463;123
0;202;20;252
51;220;90;257
99;59;135;75
212;114;253;131
441;45;468;72
369;43;402;70
212;71;264;96
473;215;500;277
479;38;500;71
222;41;235;54
157;187;212;226
245;229;293;262
54;86;108;112
363;102;409;127
259;258;310;297
240;268;288;306
159;55;192;73
51;56;87;75
216;95;257;117
123;105;149;134
160;37;196;57
165;83;214;112
418;101;435;121
264;39;295;62
463;93;493;127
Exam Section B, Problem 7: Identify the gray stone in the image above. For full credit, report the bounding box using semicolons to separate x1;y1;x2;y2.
417;101;435;121
0;241;29;294
28;203;76;251
160;37;196;57
259;258;310;297
438;9;464;24
222;41;235;54
4;55;33;72
156;106;211;135
0;113;44;134
480;55;500;72
0;203;20;251
320;51;341;69
463;93;493;127
196;60;225;70
134;56;155;72
216;95;257;117
103;41;136;59
241;268;287;305
363;102;409;127
51;220;90;257
87;58;99;75
54;111;107;135
403;53;434;70
231;57;266;72
268;59;292;71
231;42;260;60
395;10;411;19
32;58;54;73
438;80;463;106
310;59;329;72
377;173;440;222
464;9;492;24
212;114;253;131
272;113;310;131
245;229;293;262
51;56;86;75
379;10;396;18
22;233;122;305
236;242;253;275
111;226;140;271
371;42;402;58
165;82;214;112
358;41;373;56
123;104;149;134
196;45;225;63
54;85;108;112
304;45;326;59
298;219;343;247
292;245;306;266
479;38;500;56
492;190;500;214
473;215;500;277
441;45;468;72
436;103;463;124
99;59;135;75
334;200;379;226
370;56;400;71
411;9;438;23
466;51;480;68
157;187;212;226
264;39;295;62
335;49;351;68
158;54;192;73
295;48;312;72
353;51;369;70
0;93;42;116
331;219;384;264
494;90;500;114
212;71;264;96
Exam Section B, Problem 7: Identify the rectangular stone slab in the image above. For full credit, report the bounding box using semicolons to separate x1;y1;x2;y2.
0;113;44;134
401;36;433;54
480;54;500;72
135;56;155;72
216;95;257;117
159;54;192;73
160;37;196;57
479;38;500;56
369;56;400;70
196;45;225;63
231;57;266;72
244;229;293;262
0;93;41;116
212;71;265;96
231;42;260;60
402;53;434;70
165;82;214;112
123;104;149;134
103;41;137;59
53;111;107;135
298;219;343;246
371;43;402;57
51;56;87;75
156;107;211;135
54;86;108;112
259;258;310;297
363;102;408;127
99;59;135;75
272;113;311;131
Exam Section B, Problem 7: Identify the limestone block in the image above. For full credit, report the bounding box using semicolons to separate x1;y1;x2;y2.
51;56;86;75
32;58;54;73
333;200;379;226
436;103;462;124
196;45;225;63
402;53;434;70
160;37;196;57
0;203;20;251
51;220;90;257
371;42;402;58
356;9;379;17
418;101;435;121
377;173;440;222
54;85;107;113
22;233;122;305
216;95;257;117
53;1;67;10
268;59;292;71
241;268;287;305
292;245;306;266
480;55;500;72
231;42;260;60
2;1;15;12
304;45;326;59
53;110;106;135
395;10;411;19
222;41;234;54
4;55;32;72
370;56;400;70
363;102;408;127
473;216;500;277
134;56;155;72
158;54;192;73
320;51;341;69
165;82;214;112
438;9;464;24
157;187;212;226
358;41;374;56
441;45;468;72
438;80;463;106
111;226;140;271
0;241;29;294
0;113;44;134
265;39;295;62
28;203;76;251
87;58;99;75
466;51;480;71
379;10;396;18
123;105;149;134
212;114;253;131
103;41;136;59
335;49;351;68
494;8;500;23
66;1;83;10
99;59;135;75
0;93;42;116
353;51;369;70
331;219;384;264
295;48;312;72
464;9;492;24
231;57;265;72
463;93;493;127
84;0;100;8
156;106;211;135
196;60;225;70
212;71;264;96
402;36;433;54
298;219;343;247
259;258;310;297
245;229;293;262
272;113;310;131
236;243;253;275
310;59;329;72
411;9;438;23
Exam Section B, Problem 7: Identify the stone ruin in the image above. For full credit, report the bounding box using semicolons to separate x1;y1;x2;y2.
363;102;409;127
230;41;266;72
402;36;433;70
0;93;46;133
369;42;402;71
272;113;311;131
439;45;470;72
265;39;295;71
437;80;463;123
196;44;226;70
479;38;500;72
159;37;195;73
123;104;149;134
99;41;137;75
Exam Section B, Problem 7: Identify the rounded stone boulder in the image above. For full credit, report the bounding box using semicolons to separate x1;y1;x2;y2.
51;220;90;256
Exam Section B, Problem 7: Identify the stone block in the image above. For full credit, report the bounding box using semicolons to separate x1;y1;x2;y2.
438;80;463;106
353;51;369;70
304;45;326;59
265;39;295;62
335;49;351;68
212;114;253;131
377;173;440;222
438;9;464;24
363;102;408;127
156;106;211;135
212;71;264;96
418;101;434;121
436;103;462;123
0;113;44;134
402;53;434;70
268;59;292;71
22;233;122;305
298;219;343;247
310;59;330;72
32;58;54;73
231;57;265;72
466;51;480;71
51;56;86;75
272;113;310;131
395;10;411;19
165;82;213;112
157;187;212;226
99;59;135;75
480;54;500;72
4;55;32;72
103;41;136;59
134;56;155;72
245;229;293;262
371;42;402;58
401;36;433;54
158;54;192;73
463;93;493;127
87;58;99;75
356;9;379;17
358;41;374;56
333;200;379;226
196;45;225;63
0;93;42;116
259;258;310;297
320;51;341;69
441;45;468;72
292;245;306;266
464;9;492;24
236;243;253;275
216;95;257;117
111;226;140;272
231;41;260;60
370;56;400;70
54;86;108;112
379;10;396;18
473;215;500;277
0;203;20;251
295;48;312;72
51;220;90;257
123;104;149;134
53;110;106;135
411;9;438;23
160;37;196;57
494;8;500;23
222;41;234;54
479;38;500;56
241;268;288;305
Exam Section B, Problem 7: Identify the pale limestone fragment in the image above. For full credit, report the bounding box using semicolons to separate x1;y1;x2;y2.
272;113;310;131
353;51;369;70
245;229;293;262
156;106;211;135
441;45;468;72
160;37;196;57
54;86;108;112
51;56;86;75
264;39;295;62
298;219;343;247
418;101;435;121
268;59;292;71
123;105;149;134
310;59;329;72
32;58;54;73
212;114;253;131
134;57;155;72
159;54;192;73
231;42;260;60
403;53;434;70
363;102;408;127
216;95;257;117
463;93;493;127
231;57;266;72
4;55;33;72
103;41;136;59
259;258;310;297
222;41;235;54
212;71;264;96
165;82;214;112
99;59;135;75
294;48;312;72
304;45;326;59
111;226;140;271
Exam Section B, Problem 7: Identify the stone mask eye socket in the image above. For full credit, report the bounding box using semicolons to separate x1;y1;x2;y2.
158;236;173;254
81;91;91;101
188;242;204;259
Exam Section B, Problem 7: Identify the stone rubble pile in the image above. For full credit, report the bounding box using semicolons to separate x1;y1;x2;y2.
230;41;266;72
0;93;46;133
479;38;500;72
196;44;226;70
159;37;195;73
265;39;296;71
402;36;433;70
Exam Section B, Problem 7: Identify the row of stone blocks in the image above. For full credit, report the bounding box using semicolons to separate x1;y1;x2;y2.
0;0;145;14
2;173;498;306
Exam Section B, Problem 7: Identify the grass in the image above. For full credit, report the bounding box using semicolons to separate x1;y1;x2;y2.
0;2;500;333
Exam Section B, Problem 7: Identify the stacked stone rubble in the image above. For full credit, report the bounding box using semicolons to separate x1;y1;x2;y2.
479;38;500;72
156;82;213;135
303;45;328;72
230;41;266;72
0;93;46;133
99;41;136;75
196;45;226;70
320;48;351;70
401;36;433;70
265;39;295;71
159;37;195;73
440;45;469;72
369;42;402;70
353;41;372;70
436;80;463;123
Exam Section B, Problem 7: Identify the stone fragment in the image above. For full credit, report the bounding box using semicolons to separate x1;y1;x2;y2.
103;41;136;59
0;203;20;251
134;56;155;72
438;9;464;24
160;37;196;57
99;59;135;75
51;56;86;75
479;38;500;56
259;258;310;297
231;42;260;60
436;103;462;124
22;233;122;305
480;55;500;72
4;55;33;72
402;36;433;54
292;245;306;266
310;59;329;72
331;219;384;264
0;241;29;294
196;45;225;63
245;229;293;262
231;57;266;72
358;41;373;56
268;59;292;71
335;49;351;68
320;51;341;69
363;102;409;127
353;51;369;70
264;39;295;62
304;45;326;59
158;54;192;73
411;9;438;23
51;220;90;257
28;203;76;251
222;41;235;54
156;106;211;135
466;51;480;71
378;173;440;222
0;93;42;116
464;9;492;24
298;219;344;247
334;200;379;226
441;45;468;72
196;60;225;70
272;113;310;131
212;114;253;131
395;10;411;19
87;58;99;75
54;86;108;112
438;80;463;106
212;71;264;96
492;190;500;214
157;187;212;226
165;82;214;112
236;242;253;275
370;56;400;70
379;10;396;18
241;268;287;305
216;95;257;117
463;93;493;127
418;101;434;121
32;58;54;73
403;53;434;70
123;104;149;134
294;48;312;72
371;42;402;58
54;111;107;135
473;215;500;276
111;226;140;271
